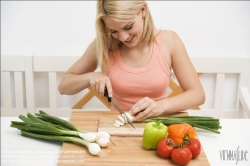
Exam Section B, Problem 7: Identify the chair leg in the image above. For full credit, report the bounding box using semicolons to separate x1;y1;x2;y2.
88;87;111;108
72;88;96;109
95;94;111;108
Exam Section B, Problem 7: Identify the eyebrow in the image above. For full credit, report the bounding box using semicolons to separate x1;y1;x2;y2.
107;21;134;31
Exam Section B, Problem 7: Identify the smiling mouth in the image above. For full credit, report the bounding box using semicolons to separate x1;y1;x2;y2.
125;35;135;42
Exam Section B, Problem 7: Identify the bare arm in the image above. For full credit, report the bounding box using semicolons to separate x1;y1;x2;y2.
58;39;98;95
130;30;205;120
160;30;205;115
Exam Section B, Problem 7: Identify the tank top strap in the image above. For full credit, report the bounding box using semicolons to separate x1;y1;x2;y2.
154;29;171;76
105;50;116;75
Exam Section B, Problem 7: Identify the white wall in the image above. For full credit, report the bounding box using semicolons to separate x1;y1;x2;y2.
1;1;250;57
1;1;250;109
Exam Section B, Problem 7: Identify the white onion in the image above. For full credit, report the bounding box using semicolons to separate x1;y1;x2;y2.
94;131;110;139
87;143;101;155
122;114;128;123
124;113;135;122
96;137;110;148
114;113;136;128
79;132;97;142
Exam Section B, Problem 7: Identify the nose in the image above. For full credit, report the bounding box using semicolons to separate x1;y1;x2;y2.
118;31;129;42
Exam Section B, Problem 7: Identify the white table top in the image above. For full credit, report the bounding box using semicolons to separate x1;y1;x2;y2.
1;117;250;166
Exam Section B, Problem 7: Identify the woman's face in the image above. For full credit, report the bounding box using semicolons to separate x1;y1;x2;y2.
102;6;146;48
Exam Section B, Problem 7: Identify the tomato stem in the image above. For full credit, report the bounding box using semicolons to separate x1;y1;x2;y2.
165;140;175;146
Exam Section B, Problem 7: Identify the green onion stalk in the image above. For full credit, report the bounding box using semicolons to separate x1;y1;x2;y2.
140;116;222;134
10;111;111;155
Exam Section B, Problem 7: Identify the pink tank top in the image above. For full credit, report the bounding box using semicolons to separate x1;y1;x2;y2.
105;30;171;111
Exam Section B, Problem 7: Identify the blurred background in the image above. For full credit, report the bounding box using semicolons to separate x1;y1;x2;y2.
1;1;250;110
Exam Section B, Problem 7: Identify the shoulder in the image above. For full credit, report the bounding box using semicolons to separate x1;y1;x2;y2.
161;30;181;44
78;38;98;67
161;30;185;52
88;39;97;53
161;29;177;37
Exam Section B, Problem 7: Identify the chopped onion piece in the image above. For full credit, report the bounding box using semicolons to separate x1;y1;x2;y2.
113;123;120;128
115;120;124;126
118;115;125;123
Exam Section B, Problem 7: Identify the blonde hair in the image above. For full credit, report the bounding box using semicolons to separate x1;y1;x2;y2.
96;0;156;72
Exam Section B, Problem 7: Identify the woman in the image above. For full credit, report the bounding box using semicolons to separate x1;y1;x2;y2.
58;0;205;121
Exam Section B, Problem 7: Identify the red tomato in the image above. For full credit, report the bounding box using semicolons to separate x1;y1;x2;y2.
171;147;192;166
186;138;201;158
157;138;176;158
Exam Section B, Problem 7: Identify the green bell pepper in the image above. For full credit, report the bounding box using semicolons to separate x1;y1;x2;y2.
142;121;168;150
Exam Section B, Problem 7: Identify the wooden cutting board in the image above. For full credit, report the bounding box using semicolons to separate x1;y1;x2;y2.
58;111;210;166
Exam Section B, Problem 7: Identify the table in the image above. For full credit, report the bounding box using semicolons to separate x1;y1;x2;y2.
1;112;250;166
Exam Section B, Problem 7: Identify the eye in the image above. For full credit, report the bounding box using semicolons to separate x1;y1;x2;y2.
124;24;133;31
109;30;117;34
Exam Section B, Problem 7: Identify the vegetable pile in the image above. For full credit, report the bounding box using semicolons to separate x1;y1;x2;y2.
143;122;217;165
10;110;110;156
155;124;202;165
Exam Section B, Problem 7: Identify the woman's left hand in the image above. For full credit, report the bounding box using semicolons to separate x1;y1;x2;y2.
128;97;164;121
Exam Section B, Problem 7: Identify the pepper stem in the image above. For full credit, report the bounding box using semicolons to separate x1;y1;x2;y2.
152;120;162;129
183;134;189;141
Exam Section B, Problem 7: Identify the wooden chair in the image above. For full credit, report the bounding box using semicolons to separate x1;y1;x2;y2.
72;86;111;109
72;57;250;119
1;56;35;116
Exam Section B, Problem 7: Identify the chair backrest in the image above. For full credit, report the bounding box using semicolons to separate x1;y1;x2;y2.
188;57;250;118
1;55;249;118
1;56;34;116
191;57;249;108
32;56;81;116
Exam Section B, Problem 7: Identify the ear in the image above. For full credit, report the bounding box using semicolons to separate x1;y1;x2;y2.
141;4;146;17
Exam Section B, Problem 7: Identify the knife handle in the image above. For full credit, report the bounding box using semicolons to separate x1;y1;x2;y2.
104;87;111;102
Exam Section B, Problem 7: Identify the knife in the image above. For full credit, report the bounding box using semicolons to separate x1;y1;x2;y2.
104;87;136;129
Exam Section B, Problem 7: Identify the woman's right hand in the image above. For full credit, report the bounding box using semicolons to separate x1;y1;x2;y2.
89;72;112;97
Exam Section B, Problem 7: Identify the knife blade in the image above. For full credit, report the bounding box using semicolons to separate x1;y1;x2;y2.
104;88;136;129
111;98;136;129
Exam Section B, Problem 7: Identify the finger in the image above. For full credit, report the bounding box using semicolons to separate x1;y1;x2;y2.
95;78;100;93
129;97;149;115
99;81;106;96
130;101;148;117
90;79;95;89
134;107;151;121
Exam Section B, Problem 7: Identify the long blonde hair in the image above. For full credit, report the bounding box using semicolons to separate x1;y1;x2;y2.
95;0;156;72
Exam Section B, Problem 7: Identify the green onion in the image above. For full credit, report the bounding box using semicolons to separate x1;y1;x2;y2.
35;110;86;132
18;115;36;123
141;116;222;134
21;130;101;155
26;113;71;131
10;111;111;156
11;121;80;136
